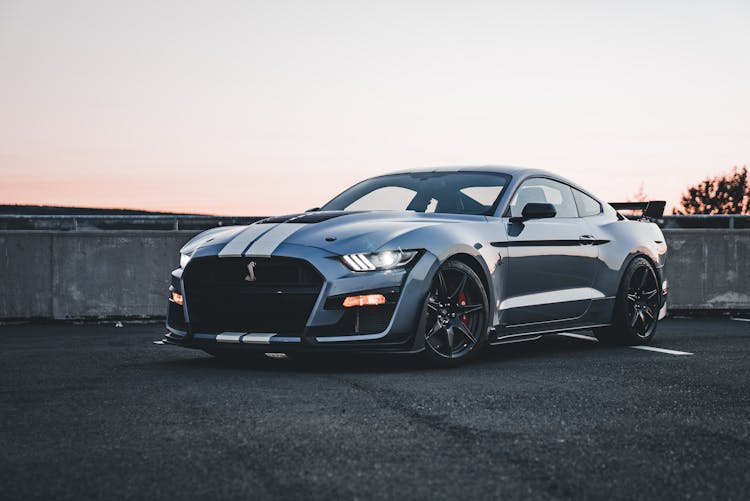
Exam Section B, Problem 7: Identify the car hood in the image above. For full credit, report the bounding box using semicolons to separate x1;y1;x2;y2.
183;211;486;257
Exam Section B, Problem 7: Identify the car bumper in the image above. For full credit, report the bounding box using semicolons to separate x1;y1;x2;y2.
163;245;438;353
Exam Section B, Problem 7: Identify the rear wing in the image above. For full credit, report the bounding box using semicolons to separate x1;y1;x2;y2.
609;201;666;221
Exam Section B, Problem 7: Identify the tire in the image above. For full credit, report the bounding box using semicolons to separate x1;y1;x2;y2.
421;259;490;367
595;256;661;345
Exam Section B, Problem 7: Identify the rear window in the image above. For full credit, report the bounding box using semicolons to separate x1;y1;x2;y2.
573;189;602;217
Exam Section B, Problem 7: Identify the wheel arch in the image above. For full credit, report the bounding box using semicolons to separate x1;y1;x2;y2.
619;251;659;287
595;250;663;344
443;252;493;310
416;251;494;364
614;251;665;309
629;251;666;304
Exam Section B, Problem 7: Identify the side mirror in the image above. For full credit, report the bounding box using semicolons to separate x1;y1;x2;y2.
306;207;321;212
510;202;556;223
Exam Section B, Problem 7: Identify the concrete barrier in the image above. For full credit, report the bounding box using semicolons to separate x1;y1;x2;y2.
662;229;750;311
1;231;198;319
1;228;749;319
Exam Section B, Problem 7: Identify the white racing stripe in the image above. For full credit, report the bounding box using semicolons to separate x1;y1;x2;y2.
219;224;274;257
242;333;275;344
216;333;244;343
499;288;606;310
244;223;306;257
629;346;693;356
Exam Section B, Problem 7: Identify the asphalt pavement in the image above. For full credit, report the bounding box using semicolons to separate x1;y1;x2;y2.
1;317;748;500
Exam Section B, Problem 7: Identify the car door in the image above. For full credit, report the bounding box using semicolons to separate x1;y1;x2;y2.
500;177;599;326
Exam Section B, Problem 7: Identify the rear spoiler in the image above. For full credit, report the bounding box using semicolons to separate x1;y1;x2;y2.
609;201;666;220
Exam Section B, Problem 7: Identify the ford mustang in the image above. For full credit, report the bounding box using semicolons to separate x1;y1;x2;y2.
161;166;668;366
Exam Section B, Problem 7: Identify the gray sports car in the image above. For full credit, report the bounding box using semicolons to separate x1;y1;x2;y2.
162;166;668;366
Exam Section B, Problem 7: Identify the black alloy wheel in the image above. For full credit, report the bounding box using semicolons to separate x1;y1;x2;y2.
595;256;661;345
422;259;489;366
626;265;661;339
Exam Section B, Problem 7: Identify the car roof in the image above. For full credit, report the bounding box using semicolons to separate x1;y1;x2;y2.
385;165;570;184
387;165;525;175
383;165;602;202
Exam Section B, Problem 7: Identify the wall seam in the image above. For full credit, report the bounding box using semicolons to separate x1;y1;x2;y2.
49;234;55;318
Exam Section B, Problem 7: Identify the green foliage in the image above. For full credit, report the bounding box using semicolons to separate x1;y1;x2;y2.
674;166;749;215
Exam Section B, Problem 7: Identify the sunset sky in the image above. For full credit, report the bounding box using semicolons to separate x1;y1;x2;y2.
1;0;748;216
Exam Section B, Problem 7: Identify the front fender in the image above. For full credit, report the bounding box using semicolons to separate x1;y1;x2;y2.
380;223;500;340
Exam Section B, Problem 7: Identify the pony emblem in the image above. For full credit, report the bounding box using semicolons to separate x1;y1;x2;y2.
244;261;257;282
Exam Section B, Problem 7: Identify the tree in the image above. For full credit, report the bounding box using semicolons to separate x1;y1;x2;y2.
629;182;648;203
674;166;749;215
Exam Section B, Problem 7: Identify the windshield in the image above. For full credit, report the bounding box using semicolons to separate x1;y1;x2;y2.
321;171;511;215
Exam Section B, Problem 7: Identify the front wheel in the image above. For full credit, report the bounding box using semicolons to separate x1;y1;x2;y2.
595;256;661;345
421;259;490;367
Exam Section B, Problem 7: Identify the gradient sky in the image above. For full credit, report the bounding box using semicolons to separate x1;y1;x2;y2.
1;0;748;215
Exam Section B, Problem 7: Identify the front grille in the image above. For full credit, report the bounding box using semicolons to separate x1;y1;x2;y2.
183;257;323;334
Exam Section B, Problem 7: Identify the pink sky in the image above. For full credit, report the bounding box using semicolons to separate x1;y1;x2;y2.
1;0;748;216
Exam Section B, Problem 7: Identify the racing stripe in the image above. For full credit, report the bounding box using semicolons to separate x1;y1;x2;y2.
218;224;275;257
216;333;244;343
241;333;274;344
243;223;306;257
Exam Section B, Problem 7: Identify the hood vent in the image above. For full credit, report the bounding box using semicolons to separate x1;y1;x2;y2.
259;211;361;224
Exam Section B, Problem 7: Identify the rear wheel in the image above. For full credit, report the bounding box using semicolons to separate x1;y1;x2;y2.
595;256;661;345
421;260;489;367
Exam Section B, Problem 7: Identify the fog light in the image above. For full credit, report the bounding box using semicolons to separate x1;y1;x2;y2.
342;294;386;308
170;292;184;306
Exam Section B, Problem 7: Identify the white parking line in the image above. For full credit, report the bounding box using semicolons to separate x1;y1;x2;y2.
556;332;693;356
629;345;693;356
731;317;750;322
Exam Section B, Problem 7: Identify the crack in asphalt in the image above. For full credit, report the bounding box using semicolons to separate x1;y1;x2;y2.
330;375;582;500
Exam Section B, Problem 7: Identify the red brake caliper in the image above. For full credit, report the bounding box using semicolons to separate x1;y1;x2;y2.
459;292;468;326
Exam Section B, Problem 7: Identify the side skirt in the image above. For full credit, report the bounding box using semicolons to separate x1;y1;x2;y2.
489;323;611;346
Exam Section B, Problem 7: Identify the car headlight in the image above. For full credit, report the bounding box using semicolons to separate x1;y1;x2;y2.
180;253;191;269
341;250;418;272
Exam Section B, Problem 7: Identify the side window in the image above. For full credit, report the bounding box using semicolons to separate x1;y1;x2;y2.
572;189;602;217
509;178;578;218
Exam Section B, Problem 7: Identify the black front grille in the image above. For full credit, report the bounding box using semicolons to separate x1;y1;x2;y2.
183;257;323;334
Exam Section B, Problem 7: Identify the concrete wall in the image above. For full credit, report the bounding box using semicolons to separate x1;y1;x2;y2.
0;231;198;319
1;229;749;319
662;229;750;311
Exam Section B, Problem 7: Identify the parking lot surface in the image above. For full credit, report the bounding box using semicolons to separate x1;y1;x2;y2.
1;318;748;500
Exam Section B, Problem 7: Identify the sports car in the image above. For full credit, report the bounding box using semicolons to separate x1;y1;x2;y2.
162;166;668;366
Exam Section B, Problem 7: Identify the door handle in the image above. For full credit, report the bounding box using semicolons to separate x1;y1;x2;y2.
579;235;596;245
